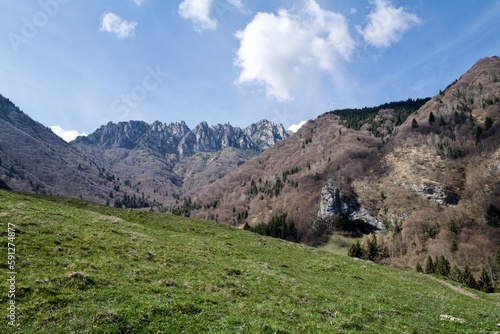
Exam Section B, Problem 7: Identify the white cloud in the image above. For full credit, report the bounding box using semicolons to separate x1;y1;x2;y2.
234;0;355;102
130;0;144;6
100;12;137;39
50;126;87;142
288;120;307;133
179;0;217;31
357;0;421;48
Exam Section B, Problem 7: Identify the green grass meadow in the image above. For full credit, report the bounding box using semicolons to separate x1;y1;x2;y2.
0;190;499;333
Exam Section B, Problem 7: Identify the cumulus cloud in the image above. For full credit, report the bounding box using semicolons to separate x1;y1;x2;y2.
234;0;355;102
357;0;421;48
50;126;87;142
288;120;307;133
179;0;217;31
100;12;137;39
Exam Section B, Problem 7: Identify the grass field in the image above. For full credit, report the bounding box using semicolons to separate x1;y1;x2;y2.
0;190;499;333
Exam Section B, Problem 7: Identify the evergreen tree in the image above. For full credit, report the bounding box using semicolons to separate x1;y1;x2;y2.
287;221;298;242
460;265;477;289
415;262;423;273
450;239;458;253
411;118;419;130
485;204;500;227
435;256;450;277
366;234;378;261
348;241;363;258
425;256;435;274
450;265;462;283
438;116;446;127
428;112;436;124
475;126;483;139
478;268;493;293
485;116;493;131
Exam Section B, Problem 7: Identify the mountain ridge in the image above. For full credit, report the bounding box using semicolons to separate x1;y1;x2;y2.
74;118;289;156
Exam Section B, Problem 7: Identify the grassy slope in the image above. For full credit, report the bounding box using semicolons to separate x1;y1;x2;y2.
0;190;499;333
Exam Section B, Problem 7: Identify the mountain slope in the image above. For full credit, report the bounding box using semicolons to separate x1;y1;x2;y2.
1;190;498;333
191;56;500;274
372;56;500;269
0;95;117;203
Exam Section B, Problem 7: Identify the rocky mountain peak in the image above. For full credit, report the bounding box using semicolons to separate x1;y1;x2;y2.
243;119;289;150
74;119;289;157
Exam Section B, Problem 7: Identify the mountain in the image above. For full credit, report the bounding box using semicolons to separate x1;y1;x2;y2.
190;56;500;275
1;190;498;332
74;119;288;154
72;119;289;208
1;56;498;279
0;95;117;203
0;95;289;210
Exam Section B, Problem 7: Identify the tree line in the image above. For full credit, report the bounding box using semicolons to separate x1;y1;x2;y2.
244;213;298;242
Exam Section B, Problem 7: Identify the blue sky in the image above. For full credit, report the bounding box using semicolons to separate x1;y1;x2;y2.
1;0;499;141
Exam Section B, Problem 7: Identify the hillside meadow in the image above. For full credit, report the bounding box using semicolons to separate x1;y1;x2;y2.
0;190;499;333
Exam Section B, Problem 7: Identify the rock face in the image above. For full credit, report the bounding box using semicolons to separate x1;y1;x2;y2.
410;182;459;205
75;119;289;157
318;179;350;218
317;178;385;233
243;119;290;150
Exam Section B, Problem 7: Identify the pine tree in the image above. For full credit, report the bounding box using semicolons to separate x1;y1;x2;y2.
450;239;458;253
478;268;493;293
428;112;436;124
450;265;462;283
348;241;363;258
485;116;493;131
411;118;419;130
475;126;483;139
485;204;500;227
366;234;378;261
425;256;435;274
460;265;477;289
287;221;298;242
438;116;446;127
415;262;423;273
435;256;450;277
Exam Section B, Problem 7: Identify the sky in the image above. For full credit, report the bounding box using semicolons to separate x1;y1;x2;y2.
0;0;499;141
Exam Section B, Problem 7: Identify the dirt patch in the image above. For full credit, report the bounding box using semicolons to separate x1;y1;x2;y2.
428;276;478;299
